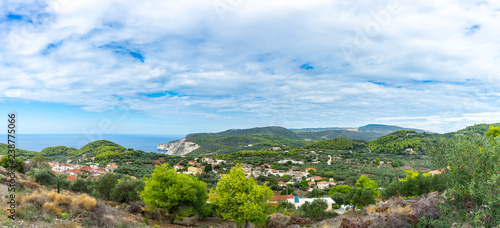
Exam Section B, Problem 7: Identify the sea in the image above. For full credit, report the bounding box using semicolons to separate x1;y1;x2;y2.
2;134;184;153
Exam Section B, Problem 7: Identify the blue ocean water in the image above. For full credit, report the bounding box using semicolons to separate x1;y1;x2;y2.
2;134;183;153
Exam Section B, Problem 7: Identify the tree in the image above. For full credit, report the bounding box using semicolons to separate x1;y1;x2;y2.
485;125;500;138
374;157;380;166
323;171;334;178
300;199;328;220
204;164;213;173
281;174;292;183
209;163;274;228
0;156;24;173
110;178;145;203
139;163;210;223
356;175;378;199
28;168;56;186
308;169;316;175
31;154;51;169
347;188;376;208
95;173;120;200
328;185;352;195
427;131;500;227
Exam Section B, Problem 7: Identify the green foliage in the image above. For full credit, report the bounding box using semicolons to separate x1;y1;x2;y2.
68;140;124;156
94;173;120;200
30;154;52;169
110;178;145;203
347;188;376;208
485;125;500;139
380;171;447;199
209;163;274;227
26;168;56;186
69;177;90;193
328;185;352;195
0;144;37;157
56;174;71;190
304;138;365;150
204;164;212;173
94;151;124;161
0;156;24;173
114;164;154;178
367;130;431;154
40;146;77;156
139;163;210;223
187;130;306;155
356;175;378;199
295;129;383;141
374;157;380;166
427;131;500;227
300;199;328;220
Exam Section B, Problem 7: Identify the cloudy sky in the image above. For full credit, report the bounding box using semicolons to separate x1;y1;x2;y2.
1;0;500;134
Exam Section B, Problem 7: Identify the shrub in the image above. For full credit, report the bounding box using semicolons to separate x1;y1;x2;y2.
427;130;500;227
73;194;97;211
42;202;62;217
110;178;144;203
28;168;56;186
299;199;328;220
47;191;72;206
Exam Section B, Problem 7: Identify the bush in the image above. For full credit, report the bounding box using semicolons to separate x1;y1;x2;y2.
299;199;328;220
28;168;56;186
427;130;500;227
94;173;120;200
110;178;145;203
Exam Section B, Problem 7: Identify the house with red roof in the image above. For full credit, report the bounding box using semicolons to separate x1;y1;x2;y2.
67;176;77;182
278;182;287;187
317;181;329;189
305;167;317;172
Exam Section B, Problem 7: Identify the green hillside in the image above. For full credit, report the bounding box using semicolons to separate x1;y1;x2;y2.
359;124;428;134
303;137;366;150
367;130;436;154
295;129;383;141
189;134;307;155
186;126;299;141
0;144;37;157
67;140;125;156
40;146;77;156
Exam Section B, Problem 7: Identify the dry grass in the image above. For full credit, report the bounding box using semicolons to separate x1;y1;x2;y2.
47;191;72;206
366;205;378;215
42;202;62;217
53;221;83;228
72;194;97;211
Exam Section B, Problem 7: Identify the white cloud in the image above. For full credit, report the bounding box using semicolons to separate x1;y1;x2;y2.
1;0;500;133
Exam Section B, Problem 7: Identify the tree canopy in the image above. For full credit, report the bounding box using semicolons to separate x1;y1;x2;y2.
139;163;210;223
209;163;274;228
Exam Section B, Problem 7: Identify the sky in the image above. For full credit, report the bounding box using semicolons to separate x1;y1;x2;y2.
1;0;500;135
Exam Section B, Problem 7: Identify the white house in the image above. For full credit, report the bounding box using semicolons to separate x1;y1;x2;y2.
287;197;336;211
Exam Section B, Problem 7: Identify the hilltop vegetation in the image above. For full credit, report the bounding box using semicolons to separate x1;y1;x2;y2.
295;129;383;141
367;130;436;154
304;138;366;151
358;124;428;134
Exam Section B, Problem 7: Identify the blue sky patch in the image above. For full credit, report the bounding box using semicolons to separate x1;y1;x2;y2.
139;91;179;98
99;42;145;62
300;63;314;70
466;24;481;34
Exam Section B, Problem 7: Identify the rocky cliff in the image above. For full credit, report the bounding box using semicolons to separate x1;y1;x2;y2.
157;138;200;156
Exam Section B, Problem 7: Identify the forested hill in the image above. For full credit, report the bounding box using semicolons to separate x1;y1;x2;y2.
295;130;383;141
359;124;428;134
366;130;436;154
186;126;299;141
